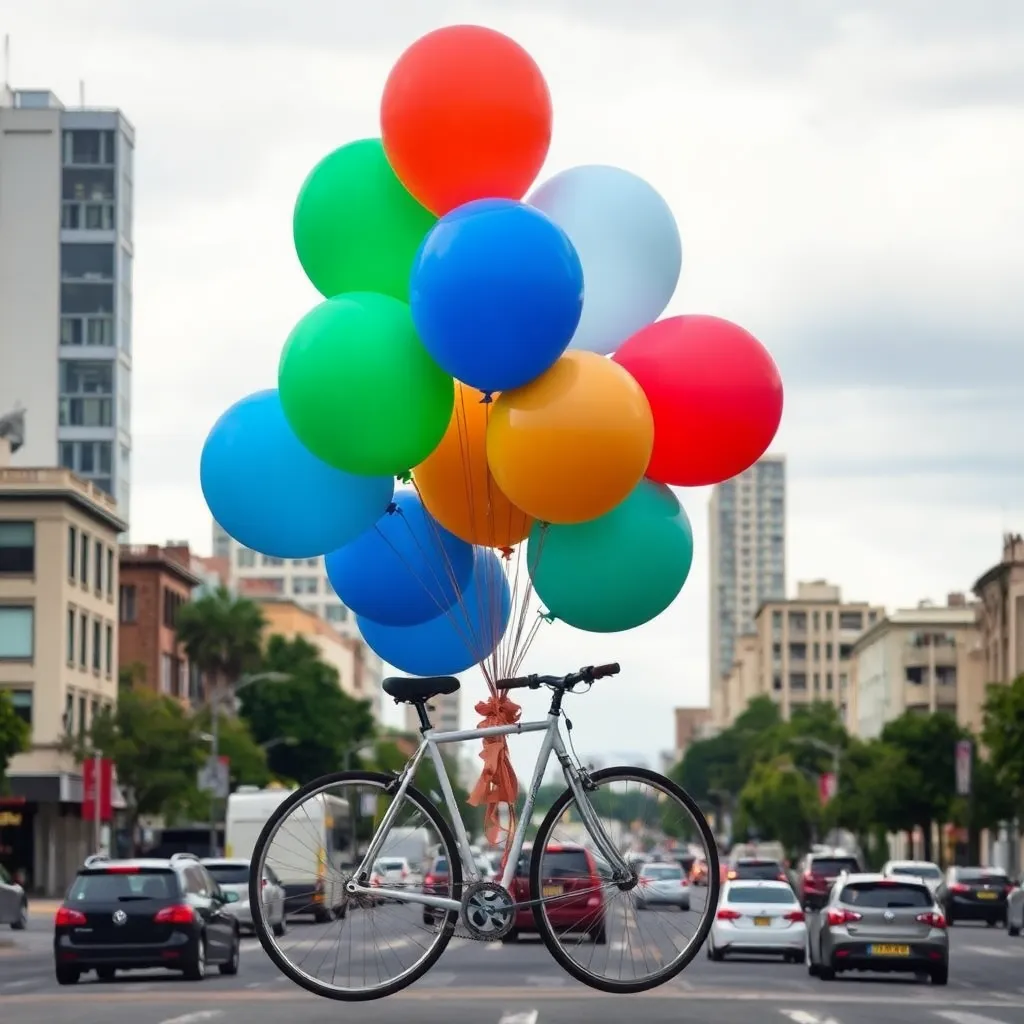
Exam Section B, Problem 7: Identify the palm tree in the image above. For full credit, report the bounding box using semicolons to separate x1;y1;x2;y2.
176;587;266;698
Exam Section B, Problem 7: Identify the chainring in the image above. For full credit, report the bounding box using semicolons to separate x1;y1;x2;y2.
459;880;517;941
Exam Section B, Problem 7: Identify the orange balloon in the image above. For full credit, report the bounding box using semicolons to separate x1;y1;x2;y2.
413;383;533;549
486;352;655;525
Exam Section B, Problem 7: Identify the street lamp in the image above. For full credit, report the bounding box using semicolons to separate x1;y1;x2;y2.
791;736;843;844
260;736;299;753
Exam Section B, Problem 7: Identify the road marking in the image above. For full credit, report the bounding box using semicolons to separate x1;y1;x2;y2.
525;975;566;987
962;946;1017;958
1;979;34;989
935;1013;1018;1024
780;1012;840;1024
157;1013;224;1024
485;941;503;952
498;1013;538;1024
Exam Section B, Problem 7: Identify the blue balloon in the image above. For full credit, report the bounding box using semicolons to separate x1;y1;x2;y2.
200;389;394;559
529;165;681;356
324;490;474;627
358;548;511;677
409;198;584;393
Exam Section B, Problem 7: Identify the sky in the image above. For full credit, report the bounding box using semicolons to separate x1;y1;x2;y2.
8;1;1023;777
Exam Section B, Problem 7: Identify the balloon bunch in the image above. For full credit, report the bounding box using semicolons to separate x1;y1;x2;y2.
200;23;783;700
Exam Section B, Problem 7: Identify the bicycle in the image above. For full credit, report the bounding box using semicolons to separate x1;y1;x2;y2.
249;662;720;1001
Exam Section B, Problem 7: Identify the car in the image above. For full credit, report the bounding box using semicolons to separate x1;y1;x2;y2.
53;852;242;985
707;880;806;962
201;858;287;937
690;858;711;887
881;860;945;903
636;861;691;911
798;850;863;910
508;843;607;945
0;863;28;930
944;866;1013;927
806;872;948;985
726;858;791;885
1006;879;1024;936
421;854;452;926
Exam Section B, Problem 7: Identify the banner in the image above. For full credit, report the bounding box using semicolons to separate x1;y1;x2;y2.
82;757;114;822
818;772;837;805
955;739;973;797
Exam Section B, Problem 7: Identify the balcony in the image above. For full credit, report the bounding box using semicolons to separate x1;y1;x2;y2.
903;641;958;668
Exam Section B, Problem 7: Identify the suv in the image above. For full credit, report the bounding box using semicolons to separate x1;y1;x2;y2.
806;873;948;985
798;850;863;910
944;865;1013;927
53;853;242;985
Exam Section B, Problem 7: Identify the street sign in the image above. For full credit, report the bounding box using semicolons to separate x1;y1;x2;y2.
82;757;114;822
818;772;838;805
955;739;973;796
198;756;230;798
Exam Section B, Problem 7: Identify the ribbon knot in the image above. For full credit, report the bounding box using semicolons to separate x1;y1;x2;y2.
467;693;521;851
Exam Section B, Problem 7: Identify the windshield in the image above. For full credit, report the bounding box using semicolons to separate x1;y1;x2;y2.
840;882;930;908
735;861;783;878
727;887;796;904
811;858;859;876
376;859;405;872
527;850;590;878
68;869;177;902
205;865;249;885
430;858;448;874
890;865;942;880
643;866;682;880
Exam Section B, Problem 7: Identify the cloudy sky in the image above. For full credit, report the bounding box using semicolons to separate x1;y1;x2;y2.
10;1;1022;774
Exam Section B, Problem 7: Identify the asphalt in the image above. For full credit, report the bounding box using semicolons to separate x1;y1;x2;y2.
6;904;1024;1024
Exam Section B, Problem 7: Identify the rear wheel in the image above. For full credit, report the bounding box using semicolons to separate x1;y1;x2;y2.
1010;925;1020;937
183;938;206;981
931;966;949;986
818;963;835;981
219;934;240;976
55;966;80;986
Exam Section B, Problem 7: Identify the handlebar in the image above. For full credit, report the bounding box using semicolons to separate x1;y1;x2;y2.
495;663;620;692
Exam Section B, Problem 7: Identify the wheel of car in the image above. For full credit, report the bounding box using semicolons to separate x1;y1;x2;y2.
314;908;332;924
220;935;240;976
1010;925;1020;937
931;966;949;986
500;929;519;944
807;959;819;977
273;918;287;938
184;938;207;981
55;966;80;986
791;950;806;964
818;964;835;981
11;900;27;931
96;967;116;981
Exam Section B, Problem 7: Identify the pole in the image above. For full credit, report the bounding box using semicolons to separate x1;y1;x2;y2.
208;687;220;857
93;750;102;854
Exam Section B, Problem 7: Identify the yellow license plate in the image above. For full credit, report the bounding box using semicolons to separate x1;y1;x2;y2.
978;891;997;899
870;944;910;956
542;885;562;899
753;916;771;927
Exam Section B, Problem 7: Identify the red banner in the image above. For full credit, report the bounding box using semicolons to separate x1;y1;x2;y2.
818;772;837;805
82;757;113;822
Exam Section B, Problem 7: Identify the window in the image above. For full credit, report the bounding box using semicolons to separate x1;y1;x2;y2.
67;608;76;664
788;611;807;631
61;282;114;315
106;548;114;597
6;689;32;727
64;691;74;733
59;360;115;428
77;695;87;734
61;243;115;280
68;526;77;579
92;620;101;672
79;612;88;667
0;607;34;659
162;589;184;629
80;533;90;586
839;611;864;631
789;672;807;691
325;604;348;624
60;314;114;347
62;129;116;166
161;653;172;694
236;548;256;568
94;543;103;593
62;166;115;202
292;576;318;595
0;522;34;573
839;881;930;909
119;584;137;623
105;624;113;676
261;555;284;567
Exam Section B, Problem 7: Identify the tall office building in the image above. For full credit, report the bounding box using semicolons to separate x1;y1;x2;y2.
708;455;786;712
0;88;134;523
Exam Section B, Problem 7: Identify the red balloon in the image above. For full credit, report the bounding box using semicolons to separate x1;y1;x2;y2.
613;315;783;487
380;25;552;216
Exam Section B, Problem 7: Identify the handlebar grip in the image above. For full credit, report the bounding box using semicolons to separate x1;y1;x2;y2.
590;663;620;679
496;676;532;691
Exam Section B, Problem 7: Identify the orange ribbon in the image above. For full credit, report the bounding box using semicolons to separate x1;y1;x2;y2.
467;692;521;853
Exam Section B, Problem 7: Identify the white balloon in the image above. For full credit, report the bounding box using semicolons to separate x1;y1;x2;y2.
529;165;682;355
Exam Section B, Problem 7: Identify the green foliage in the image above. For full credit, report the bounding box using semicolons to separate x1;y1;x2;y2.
737;756;819;856
0;690;30;791
982;675;1024;811
176;587;265;687
239;635;375;783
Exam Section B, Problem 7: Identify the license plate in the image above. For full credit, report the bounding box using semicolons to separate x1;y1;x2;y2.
978;891;997;900
870;944;910;956
753;916;771;927
542;885;562;899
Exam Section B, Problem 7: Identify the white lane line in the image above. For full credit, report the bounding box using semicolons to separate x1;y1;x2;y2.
485;941;503;953
498;1013;538;1024
525;974;566;987
1;979;34;989
780;1012;840;1024
962;946;1016;958
158;1013;224;1024
935;1012;1018;1024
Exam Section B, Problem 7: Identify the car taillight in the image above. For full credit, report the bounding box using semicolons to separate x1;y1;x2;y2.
727;870;737;880
916;911;946;928
104;865;140;874
716;908;741;921
55;907;87;927
423;875;435;887
154;904;195;925
1006;884;1016;894
950;883;969;894
802;872;820;889
826;908;861;926
785;909;805;922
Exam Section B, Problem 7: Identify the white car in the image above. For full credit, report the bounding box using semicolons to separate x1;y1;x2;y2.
202;858;287;937
636;861;691;910
881;859;946;902
0;864;27;930
707;879;807;962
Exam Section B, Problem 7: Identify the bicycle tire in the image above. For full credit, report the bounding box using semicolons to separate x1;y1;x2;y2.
530;765;721;994
249;769;463;1002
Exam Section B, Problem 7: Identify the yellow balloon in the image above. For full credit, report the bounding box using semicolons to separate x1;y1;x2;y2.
486;351;654;524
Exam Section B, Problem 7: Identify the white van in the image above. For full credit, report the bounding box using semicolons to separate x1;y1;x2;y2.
226;785;353;923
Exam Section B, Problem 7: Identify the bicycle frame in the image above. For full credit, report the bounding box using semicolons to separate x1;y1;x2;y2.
349;710;629;913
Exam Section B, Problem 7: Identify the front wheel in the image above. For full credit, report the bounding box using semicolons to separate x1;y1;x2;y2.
529;766;720;994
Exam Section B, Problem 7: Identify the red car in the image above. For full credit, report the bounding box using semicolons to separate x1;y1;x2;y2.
508;843;607;945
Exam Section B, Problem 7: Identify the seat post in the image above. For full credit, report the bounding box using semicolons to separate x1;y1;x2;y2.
414;700;432;733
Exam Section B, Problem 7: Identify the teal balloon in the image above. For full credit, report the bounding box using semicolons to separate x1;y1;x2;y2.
527;480;693;632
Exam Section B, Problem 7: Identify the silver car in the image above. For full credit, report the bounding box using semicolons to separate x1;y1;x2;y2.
635;861;691;911
807;872;948;986
0;864;27;930
202;858;287;937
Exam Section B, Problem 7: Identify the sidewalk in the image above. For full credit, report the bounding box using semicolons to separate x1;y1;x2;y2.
28;899;62;918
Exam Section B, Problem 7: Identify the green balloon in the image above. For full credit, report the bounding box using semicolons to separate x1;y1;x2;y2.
527;480;693;633
293;138;436;301
278;292;454;476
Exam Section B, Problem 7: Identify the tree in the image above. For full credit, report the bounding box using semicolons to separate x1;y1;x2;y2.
239;635;375;783
982;675;1024;810
176;587;265;692
0;691;29;793
736;757;819;857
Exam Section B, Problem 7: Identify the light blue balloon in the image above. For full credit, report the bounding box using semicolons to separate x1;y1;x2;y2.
358;548;511;677
529;165;681;356
200;389;394;559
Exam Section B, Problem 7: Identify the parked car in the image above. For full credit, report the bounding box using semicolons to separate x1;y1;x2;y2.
0;864;28;930
708;880;806;962
806;873;948;985
797;850;863;911
944;866;1013;927
201;857;287;937
53;852;242;985
636;861;691;911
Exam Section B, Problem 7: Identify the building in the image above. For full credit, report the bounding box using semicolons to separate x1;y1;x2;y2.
212;524;383;695
0;450;126;894
673;707;713;763
852;594;986;739
118;544;202;704
708;455;786;708
973;533;1024;686
0;88;134;522
716;632;761;728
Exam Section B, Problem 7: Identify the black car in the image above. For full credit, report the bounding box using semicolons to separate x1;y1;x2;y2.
727;858;791;884
944;866;1013;926
53;852;242;985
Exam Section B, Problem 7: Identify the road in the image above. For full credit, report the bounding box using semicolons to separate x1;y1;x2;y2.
6;905;1024;1024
